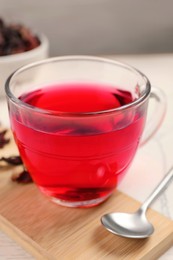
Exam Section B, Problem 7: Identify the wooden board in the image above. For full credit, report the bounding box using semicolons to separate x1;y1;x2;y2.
0;130;173;260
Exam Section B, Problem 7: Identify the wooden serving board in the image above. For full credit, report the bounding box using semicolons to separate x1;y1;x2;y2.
0;130;173;260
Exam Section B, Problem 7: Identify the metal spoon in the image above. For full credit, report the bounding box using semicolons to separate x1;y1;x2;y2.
101;167;173;238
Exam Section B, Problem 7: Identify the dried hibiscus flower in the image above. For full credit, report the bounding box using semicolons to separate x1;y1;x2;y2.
0;128;33;183
0;18;40;56
0;155;23;165
11;168;33;183
0;129;10;148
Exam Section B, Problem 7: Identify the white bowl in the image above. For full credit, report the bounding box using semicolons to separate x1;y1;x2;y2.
0;33;49;97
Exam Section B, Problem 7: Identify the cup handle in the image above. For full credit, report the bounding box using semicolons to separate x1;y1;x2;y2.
140;86;166;146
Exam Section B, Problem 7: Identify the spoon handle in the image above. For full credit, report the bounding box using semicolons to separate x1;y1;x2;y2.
141;166;173;212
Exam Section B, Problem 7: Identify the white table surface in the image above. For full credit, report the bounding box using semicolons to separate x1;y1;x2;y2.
0;53;173;259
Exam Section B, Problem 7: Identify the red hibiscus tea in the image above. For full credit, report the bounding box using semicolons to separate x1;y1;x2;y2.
10;82;146;206
7;56;166;207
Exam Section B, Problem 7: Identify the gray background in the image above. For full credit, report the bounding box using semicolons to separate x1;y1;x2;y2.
0;0;173;56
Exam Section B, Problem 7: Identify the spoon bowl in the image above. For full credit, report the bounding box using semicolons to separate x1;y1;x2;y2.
101;210;154;238
101;167;173;238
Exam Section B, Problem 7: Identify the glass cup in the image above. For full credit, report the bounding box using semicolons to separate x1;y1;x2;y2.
5;56;166;207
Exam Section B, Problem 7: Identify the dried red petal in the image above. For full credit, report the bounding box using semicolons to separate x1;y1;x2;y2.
0;18;40;56
11;170;33;183
0;129;10;148
0;156;23;165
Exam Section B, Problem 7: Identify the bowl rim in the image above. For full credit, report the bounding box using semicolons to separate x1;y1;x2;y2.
0;33;49;62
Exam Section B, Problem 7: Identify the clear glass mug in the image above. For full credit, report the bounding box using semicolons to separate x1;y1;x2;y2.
5;56;166;207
